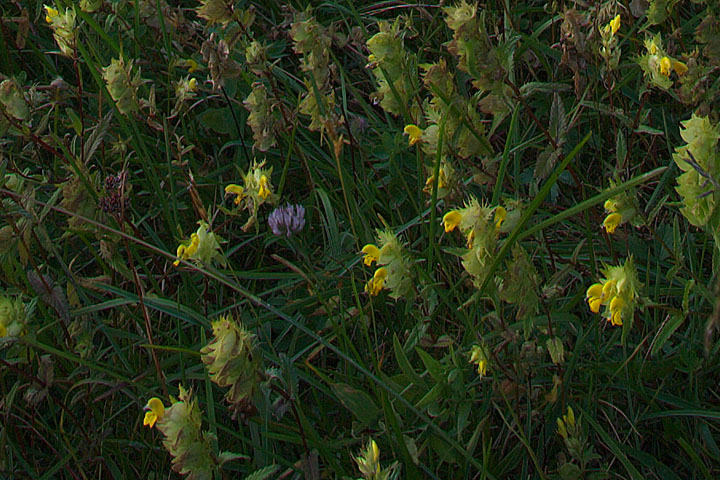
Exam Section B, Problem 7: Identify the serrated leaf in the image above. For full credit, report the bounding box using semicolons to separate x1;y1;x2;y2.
244;465;279;480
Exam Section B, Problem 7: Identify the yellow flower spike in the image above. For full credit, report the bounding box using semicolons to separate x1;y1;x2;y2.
143;397;165;428
672;60;688;76
403;124;423;146
494;206;507;231
442;210;462;233
603;212;622;234
659;56;671;76
44;5;59;23
609;14;621;35
361;244;380;266
258;175;271;200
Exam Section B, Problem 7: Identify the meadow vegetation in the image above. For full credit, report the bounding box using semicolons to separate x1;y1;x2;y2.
1;0;720;478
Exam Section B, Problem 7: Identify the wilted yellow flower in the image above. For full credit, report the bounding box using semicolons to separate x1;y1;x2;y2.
143;397;166;428
403;124;423;146
469;344;490;377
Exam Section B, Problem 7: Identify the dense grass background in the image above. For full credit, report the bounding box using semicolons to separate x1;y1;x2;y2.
0;0;719;478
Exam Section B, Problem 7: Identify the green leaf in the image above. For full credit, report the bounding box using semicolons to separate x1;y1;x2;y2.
330;383;380;427
651;313;685;357
198;108;234;134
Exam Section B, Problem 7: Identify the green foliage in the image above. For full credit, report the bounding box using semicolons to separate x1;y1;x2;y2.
1;1;720;479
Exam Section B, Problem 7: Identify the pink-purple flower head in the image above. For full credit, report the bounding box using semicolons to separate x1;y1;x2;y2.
268;204;305;237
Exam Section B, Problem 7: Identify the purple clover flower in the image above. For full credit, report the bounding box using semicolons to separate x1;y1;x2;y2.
268;204;306;237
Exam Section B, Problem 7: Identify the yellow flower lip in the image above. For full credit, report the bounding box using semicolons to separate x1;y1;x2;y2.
603;212;622;234
44;5;59;23
403;124;423;146
361;244;380;266
494;206;507;230
143;397;165;428
443;210;462;233
659;56;672;76
258;175;271;200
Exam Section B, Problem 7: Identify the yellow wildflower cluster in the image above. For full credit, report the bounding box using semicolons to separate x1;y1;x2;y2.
225;161;277;231
443;198;516;287
599;14;621;71
173;220;225;267
469;344;490;377
361;230;413;299
639;34;688;90
585;258;640;327
44;5;76;57
602;188;638;235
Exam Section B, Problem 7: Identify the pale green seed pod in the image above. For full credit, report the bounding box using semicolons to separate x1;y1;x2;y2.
102;57;143;115
201;316;259;412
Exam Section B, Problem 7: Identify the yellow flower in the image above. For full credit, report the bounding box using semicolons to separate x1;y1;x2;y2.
659;56;671;76
603;212;622;234
173;233;199;266
365;267;387;296
609;14;620;35
494;206;507;231
586;283;603;313
469;344;490;377
188;78;198;92
143;397;165;428
609;296;624;326
187;59;199;73
648;40;658;55
44;5;59;23
361;244;380;266
403;124;423;146
672;59;688;76
258;175;271;200
225;184;245;205
443;210;462;232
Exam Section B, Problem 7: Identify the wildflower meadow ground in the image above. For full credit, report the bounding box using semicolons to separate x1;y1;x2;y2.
1;0;720;478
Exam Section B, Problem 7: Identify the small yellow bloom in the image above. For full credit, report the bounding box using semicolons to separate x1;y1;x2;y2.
609;14;621;35
44;5;59;23
225;184;245;205
586;283;603;313
143;397;165;428
188;78;198;92
361;244;380;266
649;41;658;55
443;210;462;232
603;212;622;234
494;206;507;231
173;233;199;266
403;124;423;146
258;175;271;200
672;60;688;76
469;344;490;377
659;56;671;76
187;59;199;73
365;267;387;296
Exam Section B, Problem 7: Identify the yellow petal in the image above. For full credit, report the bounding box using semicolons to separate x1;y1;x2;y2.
443;210;462;233
143;411;157;427
494;206;507;230
603;212;622;234
403;124;423;146
609;295;625;313
361;244;380;266
143;397;165;427
610;14;621;35
588;297;602;314
659;56;671;76
586;283;603;299
610;310;622;326
258;175;271;200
